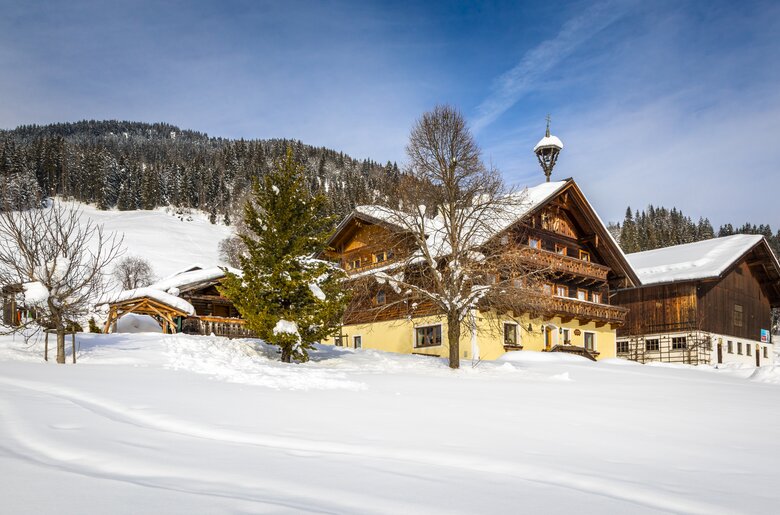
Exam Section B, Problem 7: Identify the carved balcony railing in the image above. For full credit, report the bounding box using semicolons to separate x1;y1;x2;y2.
497;289;628;325
516;246;610;282
548;295;628;325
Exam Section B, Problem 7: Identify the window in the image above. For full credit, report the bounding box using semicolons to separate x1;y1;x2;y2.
672;337;687;350
415;324;442;348
543;284;553;295
584;332;595;351
617;340;629;353
577;289;587;301
734;304;743;327
500;235;509;245
555;244;567;256
504;323;518;346
556;285;568;297
764;347;769;358
746;343;752;356
579;250;591;262
373;251;386;263
334;336;343;347
562;328;570;344
738;341;743;354
353;335;362;349
529;237;541;249
350;258;362;270
375;290;386;305
591;292;602;304
727;340;733;354
645;338;660;351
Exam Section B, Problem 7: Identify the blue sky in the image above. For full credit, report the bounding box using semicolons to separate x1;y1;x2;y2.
1;0;779;226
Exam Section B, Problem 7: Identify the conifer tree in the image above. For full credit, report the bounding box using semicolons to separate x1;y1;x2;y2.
219;147;347;363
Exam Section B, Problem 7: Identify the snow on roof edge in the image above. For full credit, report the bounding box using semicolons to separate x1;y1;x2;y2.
626;234;766;286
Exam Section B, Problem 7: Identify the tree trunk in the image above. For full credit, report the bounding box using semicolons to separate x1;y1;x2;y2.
44;331;49;361
72;332;76;364
56;328;66;364
447;311;461;369
281;346;292;363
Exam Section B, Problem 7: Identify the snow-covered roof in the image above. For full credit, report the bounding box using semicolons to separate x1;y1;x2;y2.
533;134;563;152
352;181;568;255
149;266;240;293
334;178;639;286
21;282;49;306
627;234;765;285
104;287;196;316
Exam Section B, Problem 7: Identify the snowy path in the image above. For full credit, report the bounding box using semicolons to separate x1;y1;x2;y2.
1;334;779;513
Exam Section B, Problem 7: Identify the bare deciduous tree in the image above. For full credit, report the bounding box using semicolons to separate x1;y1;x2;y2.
0;202;123;363
218;236;245;268
113;256;155;290
355;105;551;369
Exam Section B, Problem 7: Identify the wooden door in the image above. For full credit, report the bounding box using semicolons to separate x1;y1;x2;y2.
756;347;760;367
717;343;723;364
545;327;552;351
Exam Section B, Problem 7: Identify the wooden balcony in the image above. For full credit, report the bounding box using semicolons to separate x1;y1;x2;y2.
517;246;610;282
549;295;628;326
182;315;258;339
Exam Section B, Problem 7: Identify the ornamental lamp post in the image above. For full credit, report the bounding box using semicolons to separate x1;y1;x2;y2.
534;116;564;182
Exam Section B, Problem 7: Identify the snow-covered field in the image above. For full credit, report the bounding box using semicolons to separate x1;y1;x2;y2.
2;333;780;514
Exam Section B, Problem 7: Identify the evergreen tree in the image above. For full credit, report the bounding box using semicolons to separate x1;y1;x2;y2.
619;207;639;253
219;148;347;363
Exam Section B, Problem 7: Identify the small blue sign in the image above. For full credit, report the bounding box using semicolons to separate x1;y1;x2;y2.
761;329;769;343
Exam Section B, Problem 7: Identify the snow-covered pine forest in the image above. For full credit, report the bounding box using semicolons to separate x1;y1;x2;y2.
0;121;401;222
609;205;780;255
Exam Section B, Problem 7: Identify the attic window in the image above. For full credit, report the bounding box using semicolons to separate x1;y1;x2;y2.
579;250;590;262
528;237;540;249
734;304;743;327
373;251;386;263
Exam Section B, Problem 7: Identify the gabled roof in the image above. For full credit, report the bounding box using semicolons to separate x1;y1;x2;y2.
149;266;241;294
327;178;639;286
627;234;780;287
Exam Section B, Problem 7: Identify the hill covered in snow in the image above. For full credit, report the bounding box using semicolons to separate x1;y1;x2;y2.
70;201;234;280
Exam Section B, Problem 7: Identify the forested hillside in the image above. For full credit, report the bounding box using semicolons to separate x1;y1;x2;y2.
610;206;780;256
0;120;401;222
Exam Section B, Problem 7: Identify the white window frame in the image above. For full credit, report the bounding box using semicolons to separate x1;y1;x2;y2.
413;323;443;349
503;322;519;346
583;331;596;351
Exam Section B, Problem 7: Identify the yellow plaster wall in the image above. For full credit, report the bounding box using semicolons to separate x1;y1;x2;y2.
323;311;618;361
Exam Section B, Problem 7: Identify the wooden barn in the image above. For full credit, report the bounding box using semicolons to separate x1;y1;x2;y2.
614;234;780;366
103;267;255;338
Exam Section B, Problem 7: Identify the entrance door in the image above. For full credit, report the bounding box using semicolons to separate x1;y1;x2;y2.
756;347;760;367
544;326;552;351
717;343;723;364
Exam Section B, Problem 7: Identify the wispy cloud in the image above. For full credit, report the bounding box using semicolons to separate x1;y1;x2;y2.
471;1;631;133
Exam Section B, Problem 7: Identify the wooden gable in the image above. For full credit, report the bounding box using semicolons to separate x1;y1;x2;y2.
504;180;639;288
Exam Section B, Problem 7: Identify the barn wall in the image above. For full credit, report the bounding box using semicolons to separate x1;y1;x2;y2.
696;261;772;340
615;283;698;337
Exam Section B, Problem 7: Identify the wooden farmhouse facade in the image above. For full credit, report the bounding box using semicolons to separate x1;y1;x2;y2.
322;178;640;361
104;267;255;338
614;235;780;366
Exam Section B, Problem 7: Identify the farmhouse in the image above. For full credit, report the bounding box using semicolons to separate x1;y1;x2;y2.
614;234;780;366
322;177;639;361
103;266;255;337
